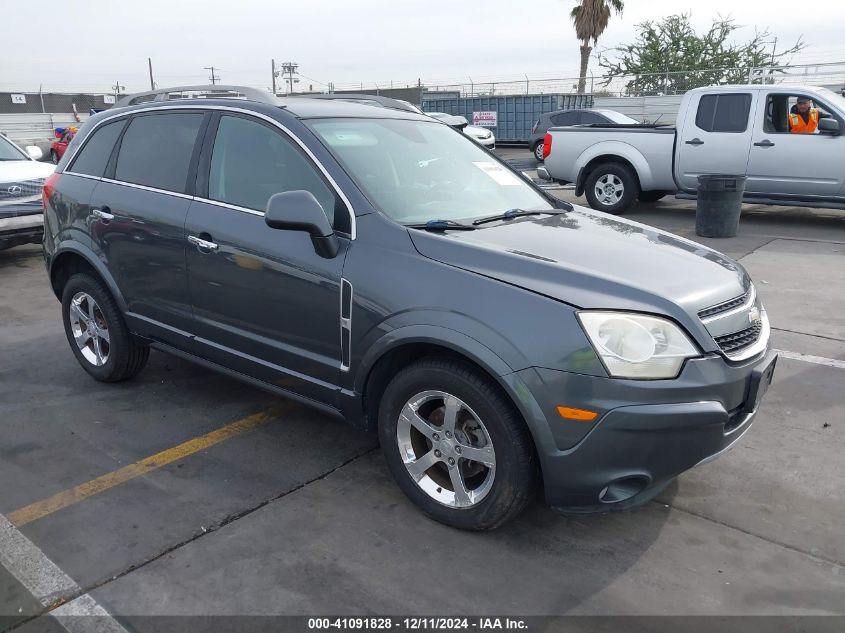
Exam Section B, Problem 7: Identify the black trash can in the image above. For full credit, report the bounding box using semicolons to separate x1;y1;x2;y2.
695;174;747;238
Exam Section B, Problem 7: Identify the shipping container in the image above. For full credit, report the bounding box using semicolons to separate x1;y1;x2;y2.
421;93;593;143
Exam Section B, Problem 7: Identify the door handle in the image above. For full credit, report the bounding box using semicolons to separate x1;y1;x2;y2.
92;207;114;221
753;140;776;148
685;138;704;146
187;234;219;251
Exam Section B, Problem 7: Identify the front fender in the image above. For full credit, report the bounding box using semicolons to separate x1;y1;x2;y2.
49;240;127;313
353;323;515;397
574;141;654;192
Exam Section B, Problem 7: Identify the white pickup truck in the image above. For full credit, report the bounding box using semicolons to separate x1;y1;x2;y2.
540;84;845;214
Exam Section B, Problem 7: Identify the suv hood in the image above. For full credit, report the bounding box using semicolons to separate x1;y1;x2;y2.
408;206;749;348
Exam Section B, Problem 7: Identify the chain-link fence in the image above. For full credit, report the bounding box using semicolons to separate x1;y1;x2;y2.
336;62;845;99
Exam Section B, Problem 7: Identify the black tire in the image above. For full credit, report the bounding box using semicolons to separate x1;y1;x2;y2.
638;190;666;203
532;141;545;162
50;150;59;165
378;357;539;530
61;273;149;382
584;162;639;214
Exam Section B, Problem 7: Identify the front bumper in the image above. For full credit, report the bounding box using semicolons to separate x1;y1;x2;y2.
511;350;777;512
0;200;43;250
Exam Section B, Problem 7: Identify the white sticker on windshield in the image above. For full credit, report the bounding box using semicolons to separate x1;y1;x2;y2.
473;161;522;186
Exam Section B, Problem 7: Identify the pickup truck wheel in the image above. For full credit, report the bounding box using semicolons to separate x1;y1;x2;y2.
585;163;638;214
638;191;666;203
378;358;538;530
532;142;545;162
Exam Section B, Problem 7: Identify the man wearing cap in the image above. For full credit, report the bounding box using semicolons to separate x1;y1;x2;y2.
789;97;823;134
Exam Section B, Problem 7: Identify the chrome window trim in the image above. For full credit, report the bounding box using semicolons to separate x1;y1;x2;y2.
100;177;195;200
60;103;357;239
62;172;101;182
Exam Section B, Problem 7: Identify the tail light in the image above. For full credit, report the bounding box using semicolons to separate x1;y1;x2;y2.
42;172;61;210
542;133;552;159
531;119;539;134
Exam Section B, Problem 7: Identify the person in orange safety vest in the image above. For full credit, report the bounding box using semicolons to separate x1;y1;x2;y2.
789;97;821;134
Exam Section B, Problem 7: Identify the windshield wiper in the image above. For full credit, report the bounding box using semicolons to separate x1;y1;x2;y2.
405;219;477;232
471;208;566;226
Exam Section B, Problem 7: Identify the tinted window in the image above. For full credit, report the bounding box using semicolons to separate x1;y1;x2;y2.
551;111;580;126
115;113;203;193
68;120;124;177
208;115;346;231
580;112;607;125
695;94;752;133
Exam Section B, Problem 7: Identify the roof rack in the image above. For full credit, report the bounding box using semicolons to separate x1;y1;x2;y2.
114;85;279;108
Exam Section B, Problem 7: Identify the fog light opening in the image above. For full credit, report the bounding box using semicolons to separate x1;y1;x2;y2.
598;476;649;504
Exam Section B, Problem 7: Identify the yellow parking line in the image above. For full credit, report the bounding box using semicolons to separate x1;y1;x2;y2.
8;409;278;528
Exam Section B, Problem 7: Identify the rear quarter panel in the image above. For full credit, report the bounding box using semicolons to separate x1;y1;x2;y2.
545;129;676;191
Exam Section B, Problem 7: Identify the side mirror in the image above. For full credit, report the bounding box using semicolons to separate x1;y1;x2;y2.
818;118;840;136
25;146;43;161
265;190;339;259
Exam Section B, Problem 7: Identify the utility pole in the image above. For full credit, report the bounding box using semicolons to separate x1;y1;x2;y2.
204;66;221;85
111;80;125;97
271;59;277;95
280;62;299;95
148;58;155;90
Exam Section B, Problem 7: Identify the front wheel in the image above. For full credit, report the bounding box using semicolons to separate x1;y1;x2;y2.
532;141;545;162
584;162;639;214
378;358;539;530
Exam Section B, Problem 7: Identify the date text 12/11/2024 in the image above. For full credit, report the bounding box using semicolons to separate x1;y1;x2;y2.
307;617;529;630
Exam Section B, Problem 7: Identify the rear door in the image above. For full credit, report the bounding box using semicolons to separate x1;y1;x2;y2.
89;110;208;346
185;111;351;403
745;91;845;197
676;92;756;191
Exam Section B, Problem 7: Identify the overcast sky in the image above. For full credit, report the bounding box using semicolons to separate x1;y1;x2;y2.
1;0;843;93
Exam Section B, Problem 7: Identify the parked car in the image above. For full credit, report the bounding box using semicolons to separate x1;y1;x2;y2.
541;85;845;213
530;109;638;161
426;112;496;149
44;85;776;530
298;92;424;114
50;127;77;164
0;134;54;250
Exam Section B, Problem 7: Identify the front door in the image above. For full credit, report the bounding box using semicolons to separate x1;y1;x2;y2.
675;91;757;191
745;92;845;198
185;112;351;404
89;110;208;346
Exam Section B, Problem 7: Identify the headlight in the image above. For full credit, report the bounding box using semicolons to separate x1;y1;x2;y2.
577;311;700;379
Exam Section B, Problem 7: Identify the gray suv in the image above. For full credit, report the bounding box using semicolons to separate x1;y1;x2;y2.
42;86;777;530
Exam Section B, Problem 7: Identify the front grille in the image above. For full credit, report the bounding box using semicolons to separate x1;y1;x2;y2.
715;321;763;355
0;178;47;200
698;290;750;320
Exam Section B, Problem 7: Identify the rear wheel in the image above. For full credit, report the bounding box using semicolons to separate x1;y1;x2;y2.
378;358;539;530
584;162;638;214
532;141;545;162
61;273;149;382
638;190;666;203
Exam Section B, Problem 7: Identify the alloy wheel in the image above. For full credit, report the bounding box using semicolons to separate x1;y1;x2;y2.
396;390;496;508
69;292;110;366
595;173;625;206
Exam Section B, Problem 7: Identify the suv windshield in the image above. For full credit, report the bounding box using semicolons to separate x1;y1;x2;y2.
0;135;27;161
307;118;553;224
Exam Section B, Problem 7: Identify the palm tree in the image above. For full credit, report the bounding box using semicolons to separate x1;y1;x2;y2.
571;0;624;93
